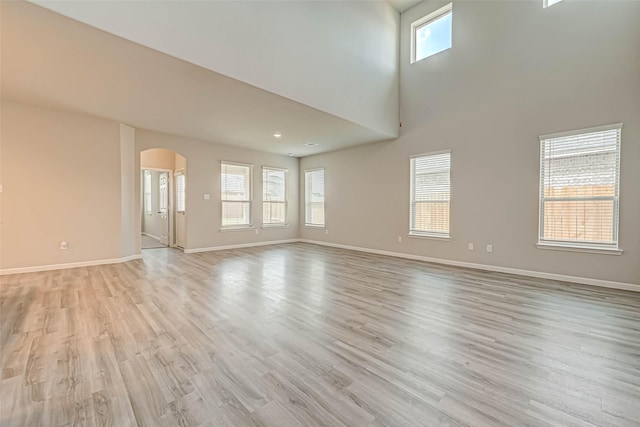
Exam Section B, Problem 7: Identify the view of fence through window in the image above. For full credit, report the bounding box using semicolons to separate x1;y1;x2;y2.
539;126;620;246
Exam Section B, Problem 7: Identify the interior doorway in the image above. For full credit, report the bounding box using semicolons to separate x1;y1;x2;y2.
140;149;187;250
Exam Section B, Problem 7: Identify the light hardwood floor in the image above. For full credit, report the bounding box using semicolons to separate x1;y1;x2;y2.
1;243;639;426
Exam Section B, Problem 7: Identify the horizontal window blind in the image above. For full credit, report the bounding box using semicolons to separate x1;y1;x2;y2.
539;124;621;248
305;169;325;226
221;162;252;227
410;152;450;237
263;167;286;225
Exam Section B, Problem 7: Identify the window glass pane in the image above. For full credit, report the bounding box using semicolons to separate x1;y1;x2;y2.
415;10;452;62
221;163;251;226
263;168;286;225
175;173;186;212
305;169;325;226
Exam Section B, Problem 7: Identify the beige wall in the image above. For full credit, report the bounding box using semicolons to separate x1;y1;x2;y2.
136;129;299;251
1;102;122;269
141;148;175;170
300;1;640;285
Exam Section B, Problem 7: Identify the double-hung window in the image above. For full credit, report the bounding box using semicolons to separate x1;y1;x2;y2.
221;162;252;228
410;151;451;238
263;167;287;226
538;124;622;251
305;168;325;227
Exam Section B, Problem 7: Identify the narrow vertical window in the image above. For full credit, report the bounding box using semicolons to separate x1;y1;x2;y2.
143;170;152;215
305;168;325;227
175;172;186;213
221;162;252;227
262;167;287;226
410;151;451;237
538;124;622;251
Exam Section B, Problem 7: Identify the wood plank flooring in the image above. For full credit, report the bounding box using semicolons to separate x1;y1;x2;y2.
1;242;640;426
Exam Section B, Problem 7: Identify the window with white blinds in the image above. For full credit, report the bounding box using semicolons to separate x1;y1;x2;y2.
221;162;252;227
175;172;186;213
410;151;451;237
263;167;287;226
539;124;622;250
143;170;152;215
305;168;325;226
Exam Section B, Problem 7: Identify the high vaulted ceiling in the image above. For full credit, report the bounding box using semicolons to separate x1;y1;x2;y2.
1;1;400;157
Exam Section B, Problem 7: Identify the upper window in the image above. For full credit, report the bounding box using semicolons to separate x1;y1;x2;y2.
411;3;452;63
538;124;622;251
263;167;287;226
410;151;451;238
305;168;325;227
221;162;252;228
543;0;563;8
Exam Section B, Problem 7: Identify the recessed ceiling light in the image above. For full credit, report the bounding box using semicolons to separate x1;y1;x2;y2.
273;133;282;138
305;142;319;146
287;153;294;157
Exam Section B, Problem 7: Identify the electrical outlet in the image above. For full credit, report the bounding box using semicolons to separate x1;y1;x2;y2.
325;229;329;235
468;243;474;251
255;228;259;234
397;236;402;243
203;194;210;200
60;241;68;250
486;244;493;253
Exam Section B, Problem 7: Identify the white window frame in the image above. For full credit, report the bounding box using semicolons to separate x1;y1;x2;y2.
409;150;451;239
220;161;253;229
410;3;453;64
305;168;325;227
537;123;622;254
262;166;288;227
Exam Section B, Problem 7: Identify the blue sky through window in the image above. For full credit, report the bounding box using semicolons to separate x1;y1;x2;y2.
415;12;452;61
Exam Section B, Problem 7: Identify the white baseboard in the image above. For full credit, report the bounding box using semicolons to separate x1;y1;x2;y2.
142;232;162;241
298;239;640;293
184;239;299;254
0;254;143;276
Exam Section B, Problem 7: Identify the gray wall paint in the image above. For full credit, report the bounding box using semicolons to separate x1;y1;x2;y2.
300;0;640;285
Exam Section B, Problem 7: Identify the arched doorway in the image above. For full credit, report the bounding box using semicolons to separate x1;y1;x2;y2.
140;148;187;250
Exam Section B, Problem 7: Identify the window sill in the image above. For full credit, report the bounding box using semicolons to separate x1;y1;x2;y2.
305;224;325;229
261;224;289;229
219;226;254;232
536;243;623;256
408;233;451;241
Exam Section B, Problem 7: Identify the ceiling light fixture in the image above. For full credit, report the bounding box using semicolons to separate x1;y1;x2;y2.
273;133;282;138
305;142;319;146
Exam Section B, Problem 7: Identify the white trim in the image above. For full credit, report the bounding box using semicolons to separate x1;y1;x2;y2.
409;149;451;159
297;239;639;293
219;226;254;232
0;254;143;276
184;239;298;254
408;233;451;241
142;232;162;241
537;243;623;255
261;224;289;229
539;122;622;141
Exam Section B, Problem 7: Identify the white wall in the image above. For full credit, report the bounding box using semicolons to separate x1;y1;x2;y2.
0;102;122;269
300;0;640;285
31;0;400;138
136;129;299;252
120;123;136;258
